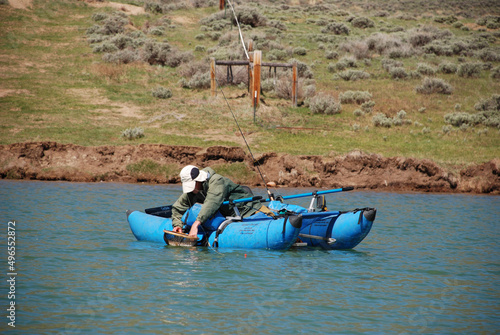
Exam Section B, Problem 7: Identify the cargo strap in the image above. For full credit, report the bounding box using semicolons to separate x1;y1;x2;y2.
255;205;277;219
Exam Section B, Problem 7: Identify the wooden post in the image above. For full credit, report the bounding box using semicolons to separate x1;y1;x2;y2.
219;0;225;10
292;61;297;107
210;58;216;97
252;50;262;108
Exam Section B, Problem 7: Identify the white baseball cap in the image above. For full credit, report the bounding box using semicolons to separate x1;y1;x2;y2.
180;165;208;193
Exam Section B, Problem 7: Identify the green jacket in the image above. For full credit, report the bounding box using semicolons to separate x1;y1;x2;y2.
171;167;261;228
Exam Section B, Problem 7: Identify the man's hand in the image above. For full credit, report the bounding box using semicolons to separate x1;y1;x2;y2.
189;220;201;238
172;226;183;234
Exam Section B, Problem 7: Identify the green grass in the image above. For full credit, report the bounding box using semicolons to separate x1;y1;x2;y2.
0;0;499;167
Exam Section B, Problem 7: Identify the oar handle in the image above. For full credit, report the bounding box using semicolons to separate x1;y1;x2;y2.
222;196;263;205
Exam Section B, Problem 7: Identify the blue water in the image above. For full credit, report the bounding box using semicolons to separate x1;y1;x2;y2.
0;180;499;334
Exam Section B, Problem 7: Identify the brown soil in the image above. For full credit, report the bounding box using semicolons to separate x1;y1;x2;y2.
8;0;32;10
1;142;499;194
82;0;145;15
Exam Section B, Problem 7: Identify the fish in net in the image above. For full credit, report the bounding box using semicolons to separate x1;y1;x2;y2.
163;230;198;247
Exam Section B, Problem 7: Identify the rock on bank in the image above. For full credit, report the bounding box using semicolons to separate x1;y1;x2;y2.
0;142;498;194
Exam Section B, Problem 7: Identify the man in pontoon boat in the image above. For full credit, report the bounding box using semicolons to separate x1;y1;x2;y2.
172;165;262;237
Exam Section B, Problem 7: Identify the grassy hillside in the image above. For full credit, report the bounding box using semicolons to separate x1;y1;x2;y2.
0;0;499;167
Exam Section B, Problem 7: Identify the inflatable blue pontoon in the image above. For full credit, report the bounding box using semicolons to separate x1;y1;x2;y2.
127;188;376;250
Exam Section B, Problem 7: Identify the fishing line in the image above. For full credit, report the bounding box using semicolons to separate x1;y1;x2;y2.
225;0;250;60
199;224;224;255
215;2;278;200
214;76;276;200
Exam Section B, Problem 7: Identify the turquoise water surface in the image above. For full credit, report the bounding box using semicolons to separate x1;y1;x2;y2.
0;180;499;334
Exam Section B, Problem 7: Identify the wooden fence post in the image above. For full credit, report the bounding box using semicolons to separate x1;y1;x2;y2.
292;61;297;107
252;50;262;108
210;58;216;97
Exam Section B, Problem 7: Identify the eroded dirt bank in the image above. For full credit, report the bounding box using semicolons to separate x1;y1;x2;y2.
0;142;499;194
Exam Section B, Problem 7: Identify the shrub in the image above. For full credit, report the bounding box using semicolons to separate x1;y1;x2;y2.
417;63;436;76
144;1;164;14
151;86;172;99
122;127;144;140
353;109;364;117
390;67;409;79
339;40;370;60
180;72;211;89
232;7;267;27
367;33;404;55
434;15;458;24
444;112;485;127
351;17;375;29
337;70;370;81
339;90;372;104
361;101;375;113
423;41;454;56
195;45;206;52
92;12;108;22
474;94;500;111
102;49;140;64
149;26;165;36
293;47;307;56
335;56;357;71
87;34;107;44
93;42;118;53
110;33;133;50
457;63;482;78
491;67;500;80
415;77;453;95
268;49;288;61
141;40;192;67
438;62;458;74
372;113;393;128
288;58;314;79
397;110;407;119
321;22;350;35
101;14;128;35
209;32;221;41
387;44;415;58
381;58;403;71
442;125;452;134
444;110;500;129
308;93;342;115
325;50;339;60
269;20;287;31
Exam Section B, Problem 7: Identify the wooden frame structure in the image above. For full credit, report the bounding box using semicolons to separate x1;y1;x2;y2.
210;53;298;108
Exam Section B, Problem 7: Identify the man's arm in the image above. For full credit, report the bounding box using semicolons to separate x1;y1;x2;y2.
171;193;191;230
196;176;226;224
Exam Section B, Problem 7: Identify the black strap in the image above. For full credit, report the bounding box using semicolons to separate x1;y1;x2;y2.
282;215;288;234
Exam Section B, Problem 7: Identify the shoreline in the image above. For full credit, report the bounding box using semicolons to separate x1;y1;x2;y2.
0;141;498;195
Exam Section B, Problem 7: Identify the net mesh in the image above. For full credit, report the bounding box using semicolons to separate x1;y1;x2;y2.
164;231;197;247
